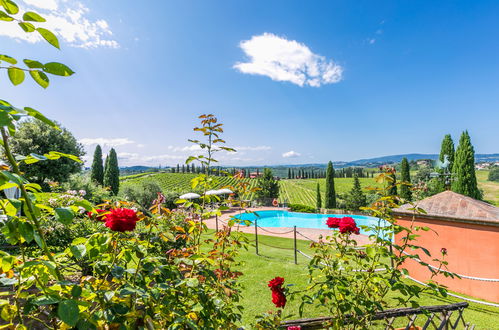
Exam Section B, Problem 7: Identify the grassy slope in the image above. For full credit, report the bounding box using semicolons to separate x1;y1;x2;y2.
476;170;499;206
223;232;499;328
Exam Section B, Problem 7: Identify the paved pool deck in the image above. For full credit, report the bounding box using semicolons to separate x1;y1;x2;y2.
205;207;371;246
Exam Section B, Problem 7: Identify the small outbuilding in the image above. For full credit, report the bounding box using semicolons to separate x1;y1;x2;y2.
393;191;499;303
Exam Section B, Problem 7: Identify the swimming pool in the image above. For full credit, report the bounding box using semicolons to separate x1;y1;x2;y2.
236;210;388;237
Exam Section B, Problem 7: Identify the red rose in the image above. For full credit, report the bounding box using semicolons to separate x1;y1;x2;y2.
268;276;284;290
287;327;301;330
271;289;286;308
339;217;360;235
441;247;447;256
104;208;139;232
326;217;341;228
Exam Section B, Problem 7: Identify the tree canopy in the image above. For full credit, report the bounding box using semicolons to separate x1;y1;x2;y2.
104;148;120;195
11;119;84;187
255;168;279;199
452;131;481;199
90;145;104;185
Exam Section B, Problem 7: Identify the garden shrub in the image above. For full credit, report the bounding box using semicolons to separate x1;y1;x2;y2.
61;173;111;203
288;203;316;213
120;180;164;209
489;166;499;182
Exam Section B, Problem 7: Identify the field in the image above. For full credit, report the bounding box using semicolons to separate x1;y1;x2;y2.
214;231;499;328
121;170;499;207
476;170;499;206
120;172;260;199
279;177;381;206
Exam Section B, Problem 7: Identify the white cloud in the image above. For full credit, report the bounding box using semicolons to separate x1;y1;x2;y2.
369;38;376;45
79;138;135;147
235;145;271;151
234;33;343;87
282;150;301;158
0;1;118;48
23;0;58;10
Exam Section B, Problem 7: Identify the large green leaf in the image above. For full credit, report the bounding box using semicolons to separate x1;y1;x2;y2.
0;10;13;21
0;0;19;15
18;22;35;32
57;300;80;327
29;70;49;88
22;11;45;22
55;207;74;225
7;67;25;85
43;62;74;76
19;221;34;243
36;28;60;49
24;107;57;128
0;55;16;65
23;59;43;69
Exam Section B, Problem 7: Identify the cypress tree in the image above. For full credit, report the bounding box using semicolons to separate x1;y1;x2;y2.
440;134;455;171
345;174;366;211
90;145;104;185
288;168;291;179
103;148;119;195
176;164;180;173
316;182;322;209
325;161;336;209
451;131;481;199
399;157;412;200
388;171;397;196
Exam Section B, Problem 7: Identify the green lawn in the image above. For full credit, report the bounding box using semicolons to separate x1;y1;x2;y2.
476;170;499;206
217;231;499;328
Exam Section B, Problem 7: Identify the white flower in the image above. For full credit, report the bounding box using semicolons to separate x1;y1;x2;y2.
79;190;87;196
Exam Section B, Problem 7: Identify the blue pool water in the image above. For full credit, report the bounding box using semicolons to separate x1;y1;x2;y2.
236;210;388;237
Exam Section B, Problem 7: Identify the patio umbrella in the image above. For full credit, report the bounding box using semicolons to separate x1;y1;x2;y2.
217;188;233;194
179;193;201;200
204;190;221;196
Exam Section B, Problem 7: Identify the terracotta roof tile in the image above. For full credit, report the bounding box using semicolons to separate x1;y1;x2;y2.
393;191;499;222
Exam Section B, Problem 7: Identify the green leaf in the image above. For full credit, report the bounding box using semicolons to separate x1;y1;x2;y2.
36;28;60;49
0;54;17;64
19;222;34;243
58;300;79;327
71;285;82;298
23;59;43;69
22;11;45;22
7;67;25;85
1;0;19;15
43;62;74;76
70;245;86;259
55;207;74;225
18;22;35;32
29;70;49;88
73;200;93;211
24;107;57;128
0;10;13;21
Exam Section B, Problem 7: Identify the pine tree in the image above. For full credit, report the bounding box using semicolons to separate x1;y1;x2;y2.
325;161;336;209
345;174;366;211
316;182;322;209
451;131;481;199
103;148;119;195
440;134;455;171
90;145;104;185
399;157;412;200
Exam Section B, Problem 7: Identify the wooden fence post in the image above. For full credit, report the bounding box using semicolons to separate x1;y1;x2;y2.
294;225;297;265
255;218;259;255
215;214;218;232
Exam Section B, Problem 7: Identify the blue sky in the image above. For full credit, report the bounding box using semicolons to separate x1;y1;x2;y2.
2;0;499;166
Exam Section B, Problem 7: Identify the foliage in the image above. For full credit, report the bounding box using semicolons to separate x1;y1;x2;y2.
324;161;336;209
121;180;164;210
60;173;111;203
288;203;316;213
0;8;249;326
451;131;481;199
90;144;104;185
10;119;84;188
344;174;367;211
104;148;120;195
440;134;455;171
399;157;412;201
256;168;279;199
316;182;321;209
489;166;499;182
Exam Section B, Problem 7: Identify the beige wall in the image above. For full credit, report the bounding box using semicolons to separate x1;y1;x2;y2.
395;215;499;303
